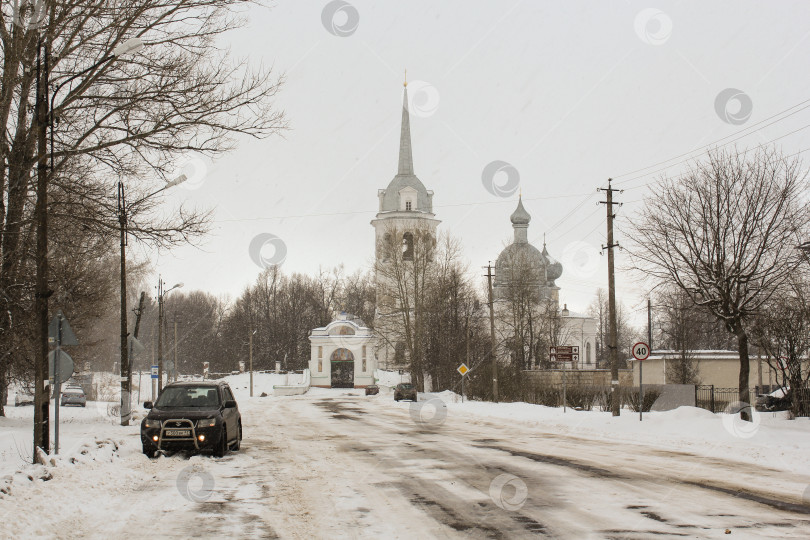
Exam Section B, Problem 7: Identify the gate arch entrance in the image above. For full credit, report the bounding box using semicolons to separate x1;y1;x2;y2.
330;348;355;388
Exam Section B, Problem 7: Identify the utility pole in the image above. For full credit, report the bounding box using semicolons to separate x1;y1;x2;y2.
598;179;622;417
129;292;146;413
156;278;183;394
157;277;165;394
118;180;130;425
485;263;499;402
33;34;50;461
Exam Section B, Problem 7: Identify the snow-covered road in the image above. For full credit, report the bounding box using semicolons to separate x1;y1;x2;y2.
2;384;810;539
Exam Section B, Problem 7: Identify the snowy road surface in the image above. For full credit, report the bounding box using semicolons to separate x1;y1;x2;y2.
2;385;810;539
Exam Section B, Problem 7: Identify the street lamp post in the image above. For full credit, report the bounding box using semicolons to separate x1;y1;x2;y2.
118;174;186;425
250;329;257;397
157;278;183;395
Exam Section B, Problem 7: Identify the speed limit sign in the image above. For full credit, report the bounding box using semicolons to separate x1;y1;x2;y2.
632;342;651;361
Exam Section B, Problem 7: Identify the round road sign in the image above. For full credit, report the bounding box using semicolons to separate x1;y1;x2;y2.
632;342;651;361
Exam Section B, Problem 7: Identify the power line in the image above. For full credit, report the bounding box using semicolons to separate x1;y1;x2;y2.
216;191;593;223
613;96;810;183
618;122;810;191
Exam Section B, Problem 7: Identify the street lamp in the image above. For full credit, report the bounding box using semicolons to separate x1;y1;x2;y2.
157;279;184;395
250;329;257;397
119;174;187;425
33;34;144;456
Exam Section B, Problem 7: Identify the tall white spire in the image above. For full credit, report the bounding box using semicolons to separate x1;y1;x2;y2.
398;83;414;176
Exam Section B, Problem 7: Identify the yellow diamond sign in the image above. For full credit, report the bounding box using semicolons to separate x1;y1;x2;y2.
457;363;469;376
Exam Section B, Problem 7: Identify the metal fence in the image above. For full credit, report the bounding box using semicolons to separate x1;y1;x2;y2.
694;385;740;413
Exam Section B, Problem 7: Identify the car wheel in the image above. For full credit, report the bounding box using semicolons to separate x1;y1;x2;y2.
213;425;228;458
142;445;157;458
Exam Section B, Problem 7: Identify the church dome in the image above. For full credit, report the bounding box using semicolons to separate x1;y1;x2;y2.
510;197;531;225
495;243;545;288
543;245;563;281
380;174;433;212
494;197;563;297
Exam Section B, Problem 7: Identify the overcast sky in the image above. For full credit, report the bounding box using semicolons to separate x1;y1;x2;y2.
144;0;810;321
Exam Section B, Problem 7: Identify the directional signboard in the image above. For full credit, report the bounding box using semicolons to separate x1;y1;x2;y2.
550;346;579;363
457;363;469;376
151;365;159;379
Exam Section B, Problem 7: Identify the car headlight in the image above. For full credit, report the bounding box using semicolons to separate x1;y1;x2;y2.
144;418;161;429
196;418;216;428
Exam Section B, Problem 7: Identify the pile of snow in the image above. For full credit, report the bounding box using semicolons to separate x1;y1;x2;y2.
220;371;307;400
374;369;409;388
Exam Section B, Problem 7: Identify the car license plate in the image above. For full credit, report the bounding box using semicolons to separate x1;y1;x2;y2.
165;429;190;437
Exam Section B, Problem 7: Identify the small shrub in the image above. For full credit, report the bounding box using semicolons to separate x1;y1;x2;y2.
623;387;662;412
564;385;601;411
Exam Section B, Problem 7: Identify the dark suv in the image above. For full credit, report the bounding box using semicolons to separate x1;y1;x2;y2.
394;383;417;402
140;381;242;458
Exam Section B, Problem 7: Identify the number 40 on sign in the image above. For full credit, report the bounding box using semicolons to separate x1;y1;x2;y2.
632;342;650;361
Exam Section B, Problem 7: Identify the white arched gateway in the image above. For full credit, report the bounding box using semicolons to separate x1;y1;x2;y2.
308;314;376;388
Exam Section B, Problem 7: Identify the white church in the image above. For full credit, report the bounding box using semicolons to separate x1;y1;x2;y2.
308;81;596;387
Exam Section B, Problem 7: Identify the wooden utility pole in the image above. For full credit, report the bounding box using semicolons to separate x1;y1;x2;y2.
33;36;50;461
598;179;622;416
486;263;499;402
118;180;130;425
157;278;164;393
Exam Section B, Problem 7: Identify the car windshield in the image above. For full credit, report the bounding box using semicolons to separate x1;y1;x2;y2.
400;384;413;389
155;386;220;408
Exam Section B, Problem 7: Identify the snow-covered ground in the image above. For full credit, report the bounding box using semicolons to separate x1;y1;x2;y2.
1;374;809;538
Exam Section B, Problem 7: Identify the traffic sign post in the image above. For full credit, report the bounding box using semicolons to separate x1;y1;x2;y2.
48;312;78;455
457;364;469;403
632;342;651;421
151;365;159;402
550;347;579;413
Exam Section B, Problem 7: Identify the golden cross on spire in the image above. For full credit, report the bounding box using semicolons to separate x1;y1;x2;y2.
404;69;407;87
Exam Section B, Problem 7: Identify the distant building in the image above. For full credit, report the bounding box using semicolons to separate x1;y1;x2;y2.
629;350;784;390
309;313;376;388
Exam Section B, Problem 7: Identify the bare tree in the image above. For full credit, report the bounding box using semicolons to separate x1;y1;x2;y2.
750;275;810;416
588;288;636;369
628;147;810;419
374;223;438;391
0;1;286;423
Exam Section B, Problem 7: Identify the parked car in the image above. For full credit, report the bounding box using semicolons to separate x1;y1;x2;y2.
61;387;87;407
755;387;792;412
15;389;35;407
394;383;417;402
365;384;379;396
140;380;242;458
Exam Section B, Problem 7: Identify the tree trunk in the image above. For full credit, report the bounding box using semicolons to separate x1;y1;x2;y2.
736;328;752;421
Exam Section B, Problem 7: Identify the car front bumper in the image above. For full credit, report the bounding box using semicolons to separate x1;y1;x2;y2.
141;421;222;452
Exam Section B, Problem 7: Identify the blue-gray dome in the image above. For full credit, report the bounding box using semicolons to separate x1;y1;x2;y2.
510;197;531;225
494;197;563;296
379;174;433;212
